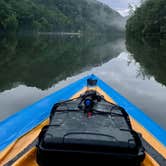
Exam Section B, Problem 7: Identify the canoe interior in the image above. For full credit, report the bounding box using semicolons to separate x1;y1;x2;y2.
0;75;165;166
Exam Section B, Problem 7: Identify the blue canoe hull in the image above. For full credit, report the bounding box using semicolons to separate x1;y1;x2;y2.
0;74;165;165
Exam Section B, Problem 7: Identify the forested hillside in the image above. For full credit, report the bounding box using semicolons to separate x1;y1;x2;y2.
0;0;125;34
126;0;166;38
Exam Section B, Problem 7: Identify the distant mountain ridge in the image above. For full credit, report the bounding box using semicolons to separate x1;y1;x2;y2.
0;0;125;33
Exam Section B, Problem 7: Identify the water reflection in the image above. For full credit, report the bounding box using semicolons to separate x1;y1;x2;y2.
126;36;166;86
0;34;124;91
1;34;166;129
92;52;166;129
0;34;125;120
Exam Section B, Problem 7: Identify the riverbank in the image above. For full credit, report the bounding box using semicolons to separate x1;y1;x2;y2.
38;32;81;36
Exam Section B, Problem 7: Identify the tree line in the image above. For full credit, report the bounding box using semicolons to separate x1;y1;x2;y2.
126;0;166;38
0;0;124;34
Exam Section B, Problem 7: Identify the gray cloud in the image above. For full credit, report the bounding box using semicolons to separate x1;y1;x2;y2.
98;0;140;16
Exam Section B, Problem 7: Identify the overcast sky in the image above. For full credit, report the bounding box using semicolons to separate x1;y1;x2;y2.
98;0;140;16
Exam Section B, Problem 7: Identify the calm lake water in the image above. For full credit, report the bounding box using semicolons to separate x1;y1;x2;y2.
0;34;166;130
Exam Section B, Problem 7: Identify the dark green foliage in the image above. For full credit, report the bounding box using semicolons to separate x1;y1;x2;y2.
0;0;124;33
0;0;70;33
126;0;166;38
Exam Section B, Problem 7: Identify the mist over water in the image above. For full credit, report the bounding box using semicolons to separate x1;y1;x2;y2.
0;34;166;130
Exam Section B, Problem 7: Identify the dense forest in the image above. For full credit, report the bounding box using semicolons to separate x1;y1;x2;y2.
0;0;125;34
126;0;166;38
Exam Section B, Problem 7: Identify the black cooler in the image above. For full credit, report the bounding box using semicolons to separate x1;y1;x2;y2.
36;91;145;165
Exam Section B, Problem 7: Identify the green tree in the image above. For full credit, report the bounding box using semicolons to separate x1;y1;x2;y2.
32;20;41;32
126;0;166;38
0;0;125;34
5;14;18;32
